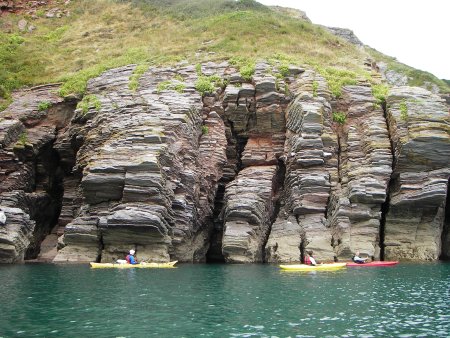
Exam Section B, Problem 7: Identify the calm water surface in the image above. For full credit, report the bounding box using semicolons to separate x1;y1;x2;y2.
0;263;448;337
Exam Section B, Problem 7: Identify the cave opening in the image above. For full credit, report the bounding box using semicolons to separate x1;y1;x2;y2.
23;100;79;261
205;112;249;262
24;142;65;260
439;177;450;261
205;183;226;263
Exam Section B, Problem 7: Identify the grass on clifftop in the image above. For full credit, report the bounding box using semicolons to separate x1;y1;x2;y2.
1;0;448;108
0;0;366;100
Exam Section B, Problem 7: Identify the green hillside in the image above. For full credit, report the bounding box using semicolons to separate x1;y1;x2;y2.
1;0;448;110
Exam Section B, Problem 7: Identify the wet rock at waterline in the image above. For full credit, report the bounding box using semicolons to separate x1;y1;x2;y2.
0;63;449;263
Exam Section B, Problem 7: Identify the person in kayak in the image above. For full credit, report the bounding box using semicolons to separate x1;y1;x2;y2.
304;251;317;266
352;250;369;264
126;249;138;264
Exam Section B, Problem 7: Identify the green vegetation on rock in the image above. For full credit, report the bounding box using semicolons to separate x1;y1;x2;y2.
156;79;185;93
38;101;52;111
195;76;216;95
312;81;319;97
15;132;28;148
278;64;290;78
0;0;369;102
372;84;390;106
0;0;448;109
129;63;149;91
399;100;408;121
229;57;256;81
332;112;347;124
77;94;101;114
316;67;359;98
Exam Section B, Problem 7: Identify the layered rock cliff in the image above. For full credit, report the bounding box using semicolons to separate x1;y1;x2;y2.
383;87;449;260
0;61;448;263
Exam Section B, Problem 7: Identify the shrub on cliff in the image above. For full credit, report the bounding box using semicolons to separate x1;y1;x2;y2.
195;76;215;95
332;112;347;124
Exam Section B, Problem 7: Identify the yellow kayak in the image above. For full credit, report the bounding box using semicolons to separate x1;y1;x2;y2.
279;263;347;271
90;261;178;269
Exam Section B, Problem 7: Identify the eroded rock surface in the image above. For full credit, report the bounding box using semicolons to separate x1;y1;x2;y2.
328;85;393;260
1;63;449;264
384;87;450;260
54;64;228;263
0;85;74;263
222;166;277;263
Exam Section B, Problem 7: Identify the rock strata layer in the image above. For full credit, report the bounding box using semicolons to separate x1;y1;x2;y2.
328;85;393;260
1;63;448;264
384;87;450;260
222;166;277;263
0;85;74;263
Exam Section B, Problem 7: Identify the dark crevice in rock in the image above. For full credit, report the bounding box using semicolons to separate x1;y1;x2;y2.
336;134;342;184
206;183;226;263
379;100;395;261
271;159;286;223
235;136;248;171
440;177;450;260
379;183;392;261
299;233;306;263
24;142;64;260
97;233;105;263
26;100;78;261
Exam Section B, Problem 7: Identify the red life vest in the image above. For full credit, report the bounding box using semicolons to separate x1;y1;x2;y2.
304;256;311;265
125;255;131;264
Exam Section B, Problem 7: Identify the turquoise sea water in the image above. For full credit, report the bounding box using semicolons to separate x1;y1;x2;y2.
0;263;449;337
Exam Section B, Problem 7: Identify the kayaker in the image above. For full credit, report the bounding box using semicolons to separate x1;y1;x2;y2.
0;210;6;226
305;251;317;266
126;249;138;265
352;250;369;264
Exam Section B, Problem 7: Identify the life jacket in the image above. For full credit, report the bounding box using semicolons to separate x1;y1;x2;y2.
125;254;131;264
304;256;311;265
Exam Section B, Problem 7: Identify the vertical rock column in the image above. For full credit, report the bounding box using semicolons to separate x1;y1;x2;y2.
0;85;71;263
266;71;337;262
328;85;392;260
222;166;277;263
384;87;450;260
169;109;227;262
221;63;292;262
222;63;288;262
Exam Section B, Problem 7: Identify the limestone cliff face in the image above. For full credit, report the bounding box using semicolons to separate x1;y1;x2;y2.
0;62;448;263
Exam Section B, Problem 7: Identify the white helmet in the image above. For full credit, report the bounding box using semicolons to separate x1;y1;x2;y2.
0;211;6;225
129;249;135;255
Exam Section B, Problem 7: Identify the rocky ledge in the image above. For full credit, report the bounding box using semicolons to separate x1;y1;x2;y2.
0;61;448;264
